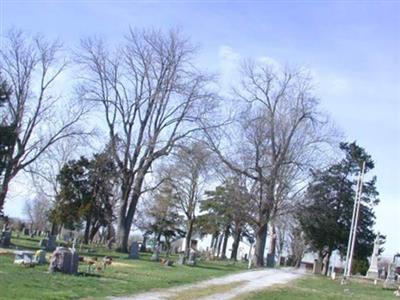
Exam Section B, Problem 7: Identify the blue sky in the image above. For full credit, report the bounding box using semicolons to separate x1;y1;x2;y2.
1;1;399;256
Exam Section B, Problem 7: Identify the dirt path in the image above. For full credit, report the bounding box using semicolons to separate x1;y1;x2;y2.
109;268;305;300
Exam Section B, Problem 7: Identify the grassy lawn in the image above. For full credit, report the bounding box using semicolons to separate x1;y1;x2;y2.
0;235;247;300
237;275;394;300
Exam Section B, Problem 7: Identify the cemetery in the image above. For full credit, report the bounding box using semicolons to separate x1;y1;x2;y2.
0;1;399;300
0;227;399;300
0;232;249;299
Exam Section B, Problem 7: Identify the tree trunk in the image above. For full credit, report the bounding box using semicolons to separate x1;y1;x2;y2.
213;233;219;255
254;223;268;267
295;256;302;268
50;222;58;236
106;223;115;241
216;234;223;258
0;186;8;217
266;225;277;268
231;227;241;261
117;218;130;252
221;225;230;259
184;218;194;258
116;193;139;252
89;223;101;243
322;251;331;276
0;165;13;217
210;233;216;248
156;232;162;243
83;217;91;244
140;234;147;252
165;237;171;258
117;200;128;252
116;172;145;252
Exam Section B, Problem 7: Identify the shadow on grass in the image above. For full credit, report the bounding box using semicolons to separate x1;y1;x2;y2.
78;252;121;259
193;264;233;271
77;272;102;278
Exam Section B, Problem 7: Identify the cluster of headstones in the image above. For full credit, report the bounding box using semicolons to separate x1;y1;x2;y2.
130;241;197;266
22;228;48;238
13;235;79;275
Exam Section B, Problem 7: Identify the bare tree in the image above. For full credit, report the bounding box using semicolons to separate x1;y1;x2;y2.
165;141;212;259
206;61;333;267
77;29;216;252
288;222;306;267
0;30;87;216
275;221;290;266
28;138;81;200
23;194;51;232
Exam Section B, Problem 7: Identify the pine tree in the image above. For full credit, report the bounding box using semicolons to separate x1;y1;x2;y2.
50;152;116;243
0;79;15;217
200;178;251;260
299;142;381;274
146;181;185;256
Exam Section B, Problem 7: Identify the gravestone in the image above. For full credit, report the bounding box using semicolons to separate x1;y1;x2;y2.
177;254;186;265
23;228;30;236
14;250;35;265
384;262;398;289
266;253;275;268
279;256;286;266
34;249;47;264
321;255;329;275
46;235;57;251
0;230;11;248
313;259;322;274
72;238;78;250
129;241;139;259
39;238;48;249
366;233;381;279
49;247;79;274
150;244;160;261
70;249;79;274
187;249;197;266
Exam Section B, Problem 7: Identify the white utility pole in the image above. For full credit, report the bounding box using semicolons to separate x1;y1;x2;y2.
342;161;366;283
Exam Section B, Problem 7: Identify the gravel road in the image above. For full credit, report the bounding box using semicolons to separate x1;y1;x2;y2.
109;267;305;300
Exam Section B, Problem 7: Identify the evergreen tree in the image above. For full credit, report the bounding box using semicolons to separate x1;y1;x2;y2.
201;177;251;260
0;79;12;106
0;79;15;197
299;142;381;274
146;181;185;256
50;152;116;243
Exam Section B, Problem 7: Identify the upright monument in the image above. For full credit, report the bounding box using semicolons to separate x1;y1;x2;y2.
366;232;381;279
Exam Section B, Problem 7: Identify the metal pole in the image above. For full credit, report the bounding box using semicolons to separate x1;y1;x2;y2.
342;163;362;279
347;161;366;277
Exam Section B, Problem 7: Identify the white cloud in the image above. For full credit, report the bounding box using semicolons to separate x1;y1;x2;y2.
375;195;400;258
258;55;282;72
218;45;241;93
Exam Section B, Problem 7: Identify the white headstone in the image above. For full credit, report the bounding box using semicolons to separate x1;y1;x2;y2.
366;233;380;279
